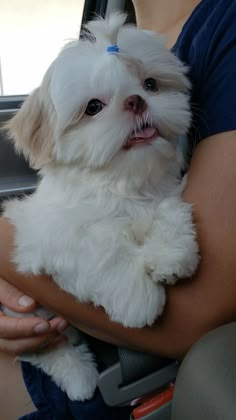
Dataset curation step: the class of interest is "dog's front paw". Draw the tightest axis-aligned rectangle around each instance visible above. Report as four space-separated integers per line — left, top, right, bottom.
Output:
143 198 200 285
145 263 178 285
105 271 166 328
144 246 199 285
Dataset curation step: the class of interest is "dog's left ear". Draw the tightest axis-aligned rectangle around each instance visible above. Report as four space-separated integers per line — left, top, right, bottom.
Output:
4 87 55 169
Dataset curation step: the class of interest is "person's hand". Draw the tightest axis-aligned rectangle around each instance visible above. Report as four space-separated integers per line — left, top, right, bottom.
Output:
0 276 68 355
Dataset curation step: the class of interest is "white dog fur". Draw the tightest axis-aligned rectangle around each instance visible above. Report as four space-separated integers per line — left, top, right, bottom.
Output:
3 13 199 401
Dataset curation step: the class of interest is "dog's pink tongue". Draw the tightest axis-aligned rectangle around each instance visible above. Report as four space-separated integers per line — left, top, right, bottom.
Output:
132 127 156 139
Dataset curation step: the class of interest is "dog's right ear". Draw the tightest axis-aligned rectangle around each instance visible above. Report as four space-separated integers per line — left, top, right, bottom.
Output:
4 87 55 169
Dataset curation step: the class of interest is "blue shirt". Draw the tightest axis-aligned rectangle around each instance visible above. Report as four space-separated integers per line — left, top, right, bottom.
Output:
173 0 236 147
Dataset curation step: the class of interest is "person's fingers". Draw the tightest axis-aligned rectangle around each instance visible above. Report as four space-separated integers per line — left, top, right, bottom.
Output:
0 310 68 339
0 333 67 355
0 313 51 338
49 317 68 333
0 276 36 312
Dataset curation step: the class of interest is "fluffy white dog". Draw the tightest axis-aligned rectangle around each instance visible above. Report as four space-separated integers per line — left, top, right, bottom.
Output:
3 14 199 401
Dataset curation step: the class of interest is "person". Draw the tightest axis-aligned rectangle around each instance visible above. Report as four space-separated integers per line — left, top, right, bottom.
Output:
0 0 236 418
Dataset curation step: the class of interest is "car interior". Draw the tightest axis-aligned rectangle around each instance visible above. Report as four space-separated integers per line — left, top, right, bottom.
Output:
0 0 236 419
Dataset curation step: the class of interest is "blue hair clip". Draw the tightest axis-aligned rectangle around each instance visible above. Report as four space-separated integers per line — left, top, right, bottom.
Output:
106 44 119 54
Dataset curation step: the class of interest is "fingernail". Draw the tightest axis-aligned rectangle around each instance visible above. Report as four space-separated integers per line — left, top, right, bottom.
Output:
18 295 35 307
34 322 50 334
57 320 68 332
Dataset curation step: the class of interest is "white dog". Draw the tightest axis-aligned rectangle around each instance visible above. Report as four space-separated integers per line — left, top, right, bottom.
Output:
3 14 199 401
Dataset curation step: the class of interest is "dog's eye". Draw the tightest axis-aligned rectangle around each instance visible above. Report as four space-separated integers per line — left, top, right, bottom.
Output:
85 99 104 116
144 78 159 92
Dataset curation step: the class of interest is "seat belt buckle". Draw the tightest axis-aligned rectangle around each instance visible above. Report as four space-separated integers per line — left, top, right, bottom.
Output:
130 383 174 419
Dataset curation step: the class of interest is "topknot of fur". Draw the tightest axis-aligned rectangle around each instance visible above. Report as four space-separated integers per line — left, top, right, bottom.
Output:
82 13 127 47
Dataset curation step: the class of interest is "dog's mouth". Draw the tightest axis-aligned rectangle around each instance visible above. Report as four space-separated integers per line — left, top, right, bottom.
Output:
123 124 159 150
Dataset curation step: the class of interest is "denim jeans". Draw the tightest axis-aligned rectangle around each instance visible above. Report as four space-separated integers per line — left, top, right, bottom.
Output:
20 362 132 420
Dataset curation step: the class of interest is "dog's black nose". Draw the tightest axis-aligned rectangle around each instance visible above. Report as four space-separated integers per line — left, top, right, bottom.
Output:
124 95 147 115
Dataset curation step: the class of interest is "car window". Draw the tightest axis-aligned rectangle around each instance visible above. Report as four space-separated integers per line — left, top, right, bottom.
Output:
0 0 85 96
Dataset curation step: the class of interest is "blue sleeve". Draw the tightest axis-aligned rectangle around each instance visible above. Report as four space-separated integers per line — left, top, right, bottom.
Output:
193 1 236 140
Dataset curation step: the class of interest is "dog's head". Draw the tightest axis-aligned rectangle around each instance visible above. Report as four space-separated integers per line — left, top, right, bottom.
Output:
6 13 191 178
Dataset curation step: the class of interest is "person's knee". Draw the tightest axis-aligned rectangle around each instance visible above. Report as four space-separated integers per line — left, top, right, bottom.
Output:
172 323 236 420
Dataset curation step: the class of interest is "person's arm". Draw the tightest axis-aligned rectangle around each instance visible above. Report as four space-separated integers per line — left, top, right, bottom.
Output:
0 131 236 358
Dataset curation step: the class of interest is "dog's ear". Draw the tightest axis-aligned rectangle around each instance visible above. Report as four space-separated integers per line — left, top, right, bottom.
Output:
5 88 55 169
